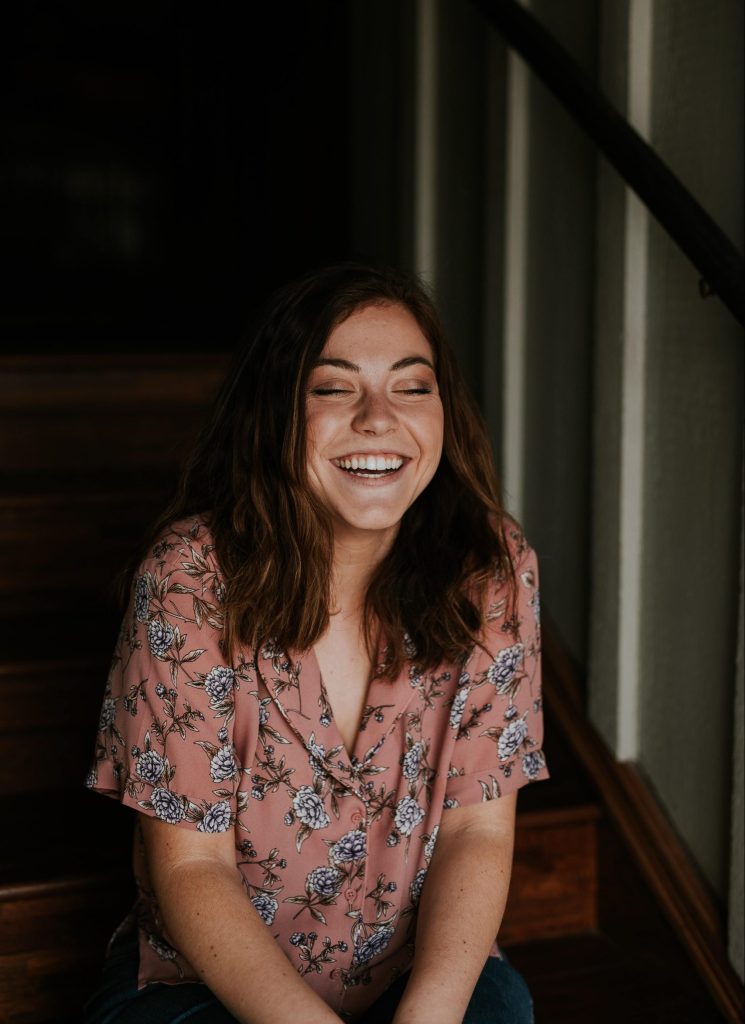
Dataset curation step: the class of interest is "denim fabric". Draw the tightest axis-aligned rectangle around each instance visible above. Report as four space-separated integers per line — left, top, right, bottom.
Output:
356 954 533 1024
83 930 533 1024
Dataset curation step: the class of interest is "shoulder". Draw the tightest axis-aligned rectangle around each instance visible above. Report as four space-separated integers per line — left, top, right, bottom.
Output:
500 514 534 568
131 515 226 624
137 516 222 584
478 516 539 651
505 519 538 596
486 514 538 601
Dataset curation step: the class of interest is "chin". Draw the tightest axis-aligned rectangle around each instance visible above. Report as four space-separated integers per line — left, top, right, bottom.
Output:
331 512 404 539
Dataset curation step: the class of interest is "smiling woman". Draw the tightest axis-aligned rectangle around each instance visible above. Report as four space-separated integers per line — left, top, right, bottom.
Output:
84 263 548 1024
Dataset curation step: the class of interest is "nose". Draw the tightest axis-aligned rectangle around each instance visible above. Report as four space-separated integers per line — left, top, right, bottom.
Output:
351 389 397 435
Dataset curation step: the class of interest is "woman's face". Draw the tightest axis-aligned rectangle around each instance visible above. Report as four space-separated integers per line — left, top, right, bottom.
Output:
305 302 444 549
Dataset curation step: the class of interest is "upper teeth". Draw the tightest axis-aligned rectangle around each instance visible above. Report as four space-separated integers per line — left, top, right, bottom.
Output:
333 455 404 471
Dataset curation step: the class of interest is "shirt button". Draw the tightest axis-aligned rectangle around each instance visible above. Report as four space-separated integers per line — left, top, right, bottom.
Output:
344 888 356 902
351 809 363 824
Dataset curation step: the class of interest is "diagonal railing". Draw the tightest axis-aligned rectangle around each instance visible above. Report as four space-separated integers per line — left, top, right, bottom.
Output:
471 0 745 326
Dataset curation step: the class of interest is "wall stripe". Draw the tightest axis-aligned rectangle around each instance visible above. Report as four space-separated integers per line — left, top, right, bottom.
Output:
501 39 531 520
617 0 653 760
414 0 438 288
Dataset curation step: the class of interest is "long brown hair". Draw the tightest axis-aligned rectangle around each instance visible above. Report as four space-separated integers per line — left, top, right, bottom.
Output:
147 262 516 677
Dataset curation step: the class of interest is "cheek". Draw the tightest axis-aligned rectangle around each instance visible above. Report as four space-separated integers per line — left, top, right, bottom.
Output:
304 411 325 458
305 407 338 451
425 408 445 458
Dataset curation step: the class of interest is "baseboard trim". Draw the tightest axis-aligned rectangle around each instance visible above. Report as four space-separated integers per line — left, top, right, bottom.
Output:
542 619 745 1024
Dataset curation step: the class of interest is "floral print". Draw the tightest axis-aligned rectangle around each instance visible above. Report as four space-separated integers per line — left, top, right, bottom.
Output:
87 518 547 1020
209 746 238 782
197 801 232 833
394 796 426 837
308 866 342 896
293 787 331 830
150 788 185 825
147 619 174 660
136 750 165 784
409 867 427 905
401 742 423 781
329 830 367 865
134 576 151 623
487 643 524 694
353 925 394 965
204 666 235 701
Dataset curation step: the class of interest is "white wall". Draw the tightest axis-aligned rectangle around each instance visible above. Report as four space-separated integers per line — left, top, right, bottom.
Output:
501 0 598 665
591 0 744 917
731 478 744 980
348 0 745 973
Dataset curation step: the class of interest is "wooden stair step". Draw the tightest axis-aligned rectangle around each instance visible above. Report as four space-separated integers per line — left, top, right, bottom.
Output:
502 803 600 945
0 489 166 591
0 353 224 477
0 790 133 881
0 870 135 1024
506 932 725 1024
0 659 113 798
0 869 135 955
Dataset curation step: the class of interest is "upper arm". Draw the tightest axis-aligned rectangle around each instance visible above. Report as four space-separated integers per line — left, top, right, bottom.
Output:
140 813 238 885
438 791 517 844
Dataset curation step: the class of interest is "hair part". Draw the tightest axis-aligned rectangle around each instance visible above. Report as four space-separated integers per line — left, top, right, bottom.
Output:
144 262 517 677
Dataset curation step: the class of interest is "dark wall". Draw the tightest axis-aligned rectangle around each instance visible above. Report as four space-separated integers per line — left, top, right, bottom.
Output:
0 5 368 967
2 2 354 352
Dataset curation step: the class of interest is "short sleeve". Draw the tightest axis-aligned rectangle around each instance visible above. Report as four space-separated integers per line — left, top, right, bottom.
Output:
86 521 251 833
444 539 548 806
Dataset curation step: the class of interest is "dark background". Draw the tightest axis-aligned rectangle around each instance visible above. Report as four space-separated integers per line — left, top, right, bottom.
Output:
1 8 408 1012
1 0 384 867
1 2 362 353
0 8 424 1017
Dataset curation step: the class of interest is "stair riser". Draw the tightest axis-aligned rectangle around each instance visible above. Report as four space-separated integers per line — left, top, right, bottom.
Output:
501 812 599 945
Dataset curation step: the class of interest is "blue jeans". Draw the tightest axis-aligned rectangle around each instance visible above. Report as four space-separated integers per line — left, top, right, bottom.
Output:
83 929 533 1024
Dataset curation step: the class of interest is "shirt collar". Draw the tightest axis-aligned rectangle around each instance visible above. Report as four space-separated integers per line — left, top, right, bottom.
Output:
253 639 418 791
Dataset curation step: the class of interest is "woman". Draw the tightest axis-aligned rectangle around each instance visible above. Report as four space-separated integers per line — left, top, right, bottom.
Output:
85 263 548 1024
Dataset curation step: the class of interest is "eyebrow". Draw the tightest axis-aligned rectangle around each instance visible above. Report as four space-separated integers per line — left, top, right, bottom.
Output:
312 356 435 372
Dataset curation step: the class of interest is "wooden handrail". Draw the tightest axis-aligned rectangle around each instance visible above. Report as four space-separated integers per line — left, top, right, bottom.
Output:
472 0 745 326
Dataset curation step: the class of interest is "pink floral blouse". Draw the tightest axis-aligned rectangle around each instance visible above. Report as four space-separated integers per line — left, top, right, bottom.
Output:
87 517 548 1021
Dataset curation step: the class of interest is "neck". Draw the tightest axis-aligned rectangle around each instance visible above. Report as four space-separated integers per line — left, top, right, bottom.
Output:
329 527 396 623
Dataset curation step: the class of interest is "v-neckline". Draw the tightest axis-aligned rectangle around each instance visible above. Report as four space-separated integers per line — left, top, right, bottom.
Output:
306 645 371 763
255 638 419 785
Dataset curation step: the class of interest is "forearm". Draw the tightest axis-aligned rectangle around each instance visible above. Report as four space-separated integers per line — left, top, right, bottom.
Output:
154 858 342 1024
393 825 515 1024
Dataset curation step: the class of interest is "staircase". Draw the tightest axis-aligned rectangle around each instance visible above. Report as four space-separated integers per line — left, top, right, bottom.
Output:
0 354 739 1024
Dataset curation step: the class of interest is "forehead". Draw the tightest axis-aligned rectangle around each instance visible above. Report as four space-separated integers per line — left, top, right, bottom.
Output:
321 303 433 361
